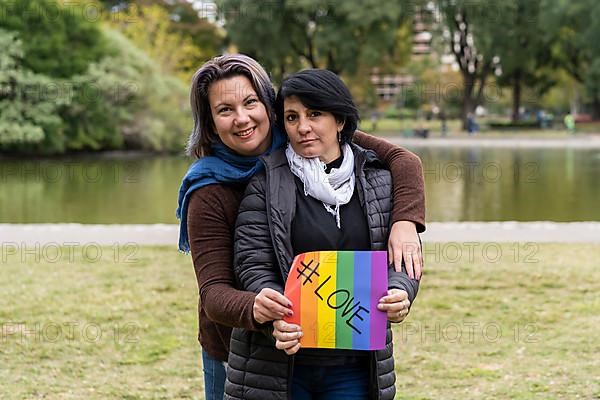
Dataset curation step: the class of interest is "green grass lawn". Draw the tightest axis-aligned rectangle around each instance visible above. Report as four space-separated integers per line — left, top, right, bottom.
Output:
358 118 600 138
1 243 599 399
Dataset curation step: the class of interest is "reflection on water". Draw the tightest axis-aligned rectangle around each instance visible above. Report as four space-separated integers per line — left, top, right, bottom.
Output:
0 156 187 224
1 148 598 223
415 147 599 222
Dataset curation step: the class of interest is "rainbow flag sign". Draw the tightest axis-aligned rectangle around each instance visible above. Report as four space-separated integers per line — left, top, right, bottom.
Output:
283 250 388 350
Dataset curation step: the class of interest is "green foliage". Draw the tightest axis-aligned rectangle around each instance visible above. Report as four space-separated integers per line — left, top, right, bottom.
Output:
435 0 566 125
152 0 224 70
102 0 223 82
59 27 190 152
0 25 190 154
217 0 408 79
0 0 110 78
541 0 600 116
486 120 540 129
435 0 501 128
585 58 600 100
492 1 556 119
383 106 417 119
108 4 209 82
0 29 64 150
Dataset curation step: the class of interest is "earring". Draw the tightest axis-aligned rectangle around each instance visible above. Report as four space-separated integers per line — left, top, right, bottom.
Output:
337 130 342 143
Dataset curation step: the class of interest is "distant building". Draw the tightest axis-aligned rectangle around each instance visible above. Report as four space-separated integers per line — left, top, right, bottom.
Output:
370 7 433 103
370 73 415 102
370 3 457 104
412 11 433 56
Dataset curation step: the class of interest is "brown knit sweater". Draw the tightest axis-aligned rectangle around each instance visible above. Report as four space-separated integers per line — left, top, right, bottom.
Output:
187 132 425 361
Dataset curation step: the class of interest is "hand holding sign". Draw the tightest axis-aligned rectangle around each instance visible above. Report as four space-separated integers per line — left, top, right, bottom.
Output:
253 288 293 324
378 288 411 323
283 250 388 351
273 320 303 355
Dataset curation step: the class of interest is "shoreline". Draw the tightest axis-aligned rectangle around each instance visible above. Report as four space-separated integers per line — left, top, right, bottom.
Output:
387 135 600 148
0 149 183 161
2 222 599 245
2 136 600 161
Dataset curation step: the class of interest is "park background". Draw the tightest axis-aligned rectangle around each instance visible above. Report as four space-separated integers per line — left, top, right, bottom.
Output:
0 0 599 399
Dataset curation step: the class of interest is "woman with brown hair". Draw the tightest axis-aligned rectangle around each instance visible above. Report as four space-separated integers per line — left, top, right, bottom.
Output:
176 55 425 400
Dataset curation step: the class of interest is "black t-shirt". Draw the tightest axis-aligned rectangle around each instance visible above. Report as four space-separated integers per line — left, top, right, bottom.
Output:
290 153 371 366
291 154 371 256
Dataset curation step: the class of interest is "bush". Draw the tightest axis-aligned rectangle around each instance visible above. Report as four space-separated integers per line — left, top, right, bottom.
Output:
383 106 417 119
0 26 190 154
486 120 540 130
60 27 190 152
0 0 110 78
0 29 64 152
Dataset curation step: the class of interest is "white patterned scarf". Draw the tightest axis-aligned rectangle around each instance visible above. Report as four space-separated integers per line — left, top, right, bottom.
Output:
285 143 355 229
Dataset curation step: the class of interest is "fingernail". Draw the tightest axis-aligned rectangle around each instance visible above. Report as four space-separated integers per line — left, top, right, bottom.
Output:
287 310 293 316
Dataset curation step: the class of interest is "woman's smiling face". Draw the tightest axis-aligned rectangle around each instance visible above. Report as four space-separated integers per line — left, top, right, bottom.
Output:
208 75 271 156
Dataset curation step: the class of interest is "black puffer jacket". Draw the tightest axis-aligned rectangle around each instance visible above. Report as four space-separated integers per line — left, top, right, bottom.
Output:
226 145 419 400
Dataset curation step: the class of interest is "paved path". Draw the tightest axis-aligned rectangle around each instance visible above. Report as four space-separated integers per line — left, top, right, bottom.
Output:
386 136 600 148
1 222 599 246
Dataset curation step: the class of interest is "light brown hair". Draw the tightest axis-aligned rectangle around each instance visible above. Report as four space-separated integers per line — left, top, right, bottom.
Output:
187 54 275 158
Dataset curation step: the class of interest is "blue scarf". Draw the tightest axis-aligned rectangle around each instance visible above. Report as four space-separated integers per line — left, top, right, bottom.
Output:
176 127 287 252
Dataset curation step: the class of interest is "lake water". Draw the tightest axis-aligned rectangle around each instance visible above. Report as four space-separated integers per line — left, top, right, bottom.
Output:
1 147 598 223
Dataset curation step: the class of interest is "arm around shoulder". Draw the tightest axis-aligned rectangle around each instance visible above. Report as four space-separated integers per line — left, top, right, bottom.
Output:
353 130 426 232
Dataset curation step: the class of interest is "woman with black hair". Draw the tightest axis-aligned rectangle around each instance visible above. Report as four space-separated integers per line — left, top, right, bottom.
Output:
227 69 420 400
178 55 425 400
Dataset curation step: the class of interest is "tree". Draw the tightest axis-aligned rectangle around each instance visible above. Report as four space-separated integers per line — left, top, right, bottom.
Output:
493 0 555 122
217 0 408 79
0 25 191 154
62 27 191 152
542 0 600 118
0 0 109 78
158 0 224 67
108 4 205 82
437 0 558 126
0 29 65 151
101 0 224 77
437 0 501 129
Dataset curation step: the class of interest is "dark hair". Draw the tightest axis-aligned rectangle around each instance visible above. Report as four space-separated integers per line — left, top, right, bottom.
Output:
187 54 275 158
275 69 359 143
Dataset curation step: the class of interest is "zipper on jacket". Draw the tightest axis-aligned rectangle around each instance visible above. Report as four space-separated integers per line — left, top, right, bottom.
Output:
355 148 385 399
354 151 376 248
263 161 290 281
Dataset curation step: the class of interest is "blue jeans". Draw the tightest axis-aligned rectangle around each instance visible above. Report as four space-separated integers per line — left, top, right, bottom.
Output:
202 350 226 400
292 364 369 400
